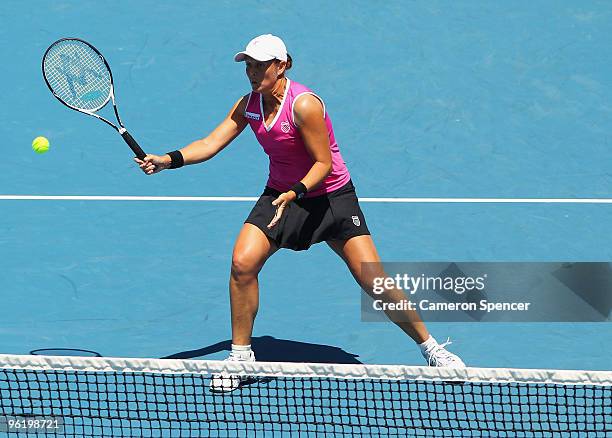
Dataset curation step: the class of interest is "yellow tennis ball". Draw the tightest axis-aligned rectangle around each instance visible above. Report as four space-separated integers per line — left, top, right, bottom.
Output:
32 136 50 154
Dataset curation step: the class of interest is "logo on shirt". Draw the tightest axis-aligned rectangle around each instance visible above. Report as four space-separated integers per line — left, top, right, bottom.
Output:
280 121 291 133
352 216 361 227
245 111 261 121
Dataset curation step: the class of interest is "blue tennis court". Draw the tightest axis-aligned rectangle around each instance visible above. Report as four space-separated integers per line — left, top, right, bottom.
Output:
1 1 611 435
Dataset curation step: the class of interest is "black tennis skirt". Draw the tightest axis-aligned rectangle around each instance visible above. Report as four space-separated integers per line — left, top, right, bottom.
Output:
245 180 371 251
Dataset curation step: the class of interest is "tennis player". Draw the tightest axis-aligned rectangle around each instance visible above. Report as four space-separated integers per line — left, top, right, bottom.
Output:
136 34 465 391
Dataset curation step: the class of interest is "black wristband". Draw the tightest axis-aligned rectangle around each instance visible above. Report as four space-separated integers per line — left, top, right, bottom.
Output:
290 182 308 199
166 150 184 169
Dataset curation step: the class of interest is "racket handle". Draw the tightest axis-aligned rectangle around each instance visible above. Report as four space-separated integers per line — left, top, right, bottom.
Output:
120 129 147 160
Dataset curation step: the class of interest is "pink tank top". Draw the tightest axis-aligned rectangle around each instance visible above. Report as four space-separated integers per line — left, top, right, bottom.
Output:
244 79 351 197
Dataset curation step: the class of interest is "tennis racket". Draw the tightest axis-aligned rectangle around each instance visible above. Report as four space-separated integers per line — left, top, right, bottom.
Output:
42 38 146 160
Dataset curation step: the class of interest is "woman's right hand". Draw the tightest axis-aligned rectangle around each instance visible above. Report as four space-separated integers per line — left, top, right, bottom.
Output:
134 154 171 175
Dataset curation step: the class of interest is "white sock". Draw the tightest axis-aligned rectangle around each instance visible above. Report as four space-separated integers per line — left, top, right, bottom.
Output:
231 344 253 360
418 336 438 353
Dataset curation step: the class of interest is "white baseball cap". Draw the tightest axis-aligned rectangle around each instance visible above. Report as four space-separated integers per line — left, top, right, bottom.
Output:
234 34 287 62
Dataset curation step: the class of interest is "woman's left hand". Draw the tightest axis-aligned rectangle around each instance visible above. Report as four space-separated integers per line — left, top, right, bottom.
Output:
267 191 296 229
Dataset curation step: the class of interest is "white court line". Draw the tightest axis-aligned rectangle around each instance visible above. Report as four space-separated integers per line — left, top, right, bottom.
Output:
0 195 611 203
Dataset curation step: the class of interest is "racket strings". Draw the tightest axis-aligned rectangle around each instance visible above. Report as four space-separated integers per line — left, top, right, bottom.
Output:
43 40 111 111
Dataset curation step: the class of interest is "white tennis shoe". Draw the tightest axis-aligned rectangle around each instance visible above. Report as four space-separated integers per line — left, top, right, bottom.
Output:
421 338 465 368
210 350 255 392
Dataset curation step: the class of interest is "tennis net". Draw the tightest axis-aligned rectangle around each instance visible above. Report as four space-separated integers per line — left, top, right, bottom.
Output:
0 353 610 437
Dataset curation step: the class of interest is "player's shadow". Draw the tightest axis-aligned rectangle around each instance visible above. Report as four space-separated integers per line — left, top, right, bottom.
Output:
162 335 363 364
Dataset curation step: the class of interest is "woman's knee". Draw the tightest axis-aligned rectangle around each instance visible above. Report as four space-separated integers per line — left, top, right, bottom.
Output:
230 224 276 280
231 251 262 279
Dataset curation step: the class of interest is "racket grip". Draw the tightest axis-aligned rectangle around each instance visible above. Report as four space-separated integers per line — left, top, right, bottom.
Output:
120 130 147 160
